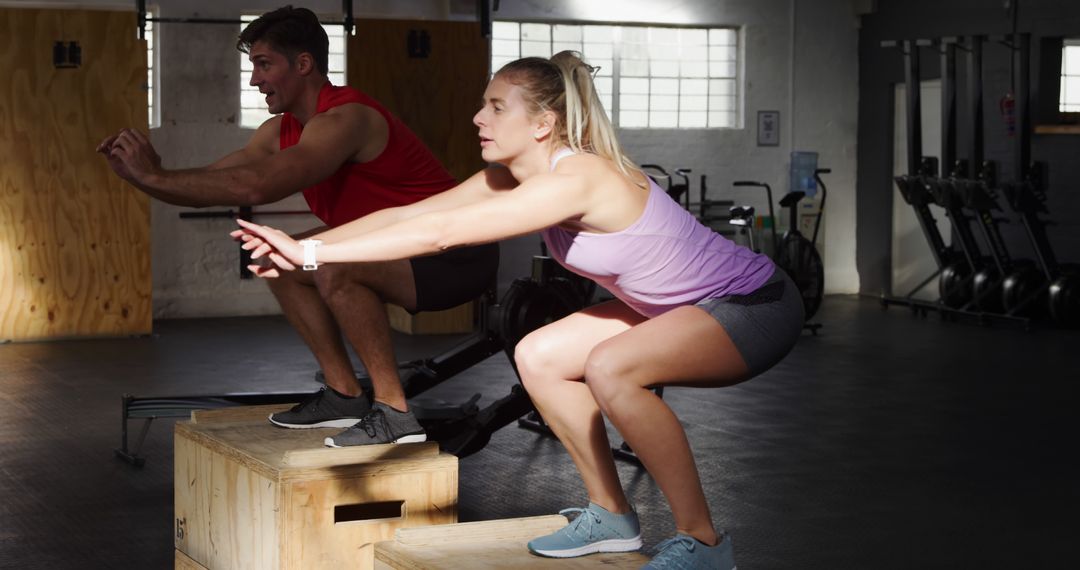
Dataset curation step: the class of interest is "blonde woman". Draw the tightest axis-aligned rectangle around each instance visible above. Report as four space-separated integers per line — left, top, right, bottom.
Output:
233 51 803 569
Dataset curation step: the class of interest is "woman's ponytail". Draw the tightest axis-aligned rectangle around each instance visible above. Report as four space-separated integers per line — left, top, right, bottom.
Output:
497 51 643 183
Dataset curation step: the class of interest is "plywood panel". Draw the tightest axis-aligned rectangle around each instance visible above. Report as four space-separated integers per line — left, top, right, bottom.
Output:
175 431 279 570
375 516 650 569
0 7 151 341
174 418 439 475
190 403 294 424
392 515 567 546
386 301 473 335
283 464 458 569
348 20 488 183
174 549 209 570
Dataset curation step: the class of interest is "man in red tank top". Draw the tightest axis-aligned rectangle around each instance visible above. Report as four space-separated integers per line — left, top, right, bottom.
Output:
96 7 498 443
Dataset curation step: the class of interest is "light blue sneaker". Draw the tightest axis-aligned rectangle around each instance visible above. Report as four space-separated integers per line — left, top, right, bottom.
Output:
527 502 643 558
642 533 736 570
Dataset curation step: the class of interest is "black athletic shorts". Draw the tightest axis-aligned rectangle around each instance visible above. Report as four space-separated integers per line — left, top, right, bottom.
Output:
410 243 499 312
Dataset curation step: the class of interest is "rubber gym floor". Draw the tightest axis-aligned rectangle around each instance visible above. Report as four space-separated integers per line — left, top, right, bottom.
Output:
0 295 1076 569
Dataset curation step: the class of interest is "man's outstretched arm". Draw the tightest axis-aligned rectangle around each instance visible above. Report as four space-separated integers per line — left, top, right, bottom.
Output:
97 106 370 208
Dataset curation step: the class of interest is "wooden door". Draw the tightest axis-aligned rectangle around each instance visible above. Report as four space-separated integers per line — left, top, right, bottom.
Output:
347 20 489 183
0 8 151 341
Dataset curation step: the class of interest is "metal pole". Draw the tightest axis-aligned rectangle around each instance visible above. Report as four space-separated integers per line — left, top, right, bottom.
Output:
940 39 957 177
479 0 492 38
903 40 922 176
343 0 354 36
136 0 146 40
967 36 985 172
239 206 253 279
1014 32 1031 181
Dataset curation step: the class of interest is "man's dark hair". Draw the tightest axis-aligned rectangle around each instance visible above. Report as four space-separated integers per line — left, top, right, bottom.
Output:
237 6 329 76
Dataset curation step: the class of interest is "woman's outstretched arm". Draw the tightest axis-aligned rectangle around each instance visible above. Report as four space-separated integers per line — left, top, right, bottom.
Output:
312 165 520 243
233 171 589 277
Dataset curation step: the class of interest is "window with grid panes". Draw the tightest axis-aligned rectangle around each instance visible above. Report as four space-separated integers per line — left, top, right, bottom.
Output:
1061 39 1080 113
491 22 739 129
239 15 347 128
145 17 158 128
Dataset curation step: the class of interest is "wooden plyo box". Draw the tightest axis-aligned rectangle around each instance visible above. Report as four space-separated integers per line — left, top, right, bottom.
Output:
174 405 458 570
174 549 207 570
374 515 650 569
386 301 474 335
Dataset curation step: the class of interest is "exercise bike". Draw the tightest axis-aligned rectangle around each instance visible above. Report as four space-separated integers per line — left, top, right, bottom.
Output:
730 168 829 332
641 164 693 210
727 204 759 251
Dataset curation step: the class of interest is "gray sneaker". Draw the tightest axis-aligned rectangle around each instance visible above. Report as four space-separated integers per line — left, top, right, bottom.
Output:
268 387 371 429
324 402 427 447
642 533 736 570
527 503 642 558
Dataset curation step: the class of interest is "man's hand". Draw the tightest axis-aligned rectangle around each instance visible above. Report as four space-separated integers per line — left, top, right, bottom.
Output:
96 128 163 185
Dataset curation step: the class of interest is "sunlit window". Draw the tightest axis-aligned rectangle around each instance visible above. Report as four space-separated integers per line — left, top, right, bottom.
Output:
492 22 740 129
1061 39 1080 113
145 16 158 128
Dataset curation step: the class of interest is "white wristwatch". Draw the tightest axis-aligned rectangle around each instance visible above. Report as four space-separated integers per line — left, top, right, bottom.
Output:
299 239 322 271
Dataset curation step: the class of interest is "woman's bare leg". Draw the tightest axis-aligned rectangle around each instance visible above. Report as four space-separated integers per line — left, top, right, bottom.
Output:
515 300 645 513
583 305 752 546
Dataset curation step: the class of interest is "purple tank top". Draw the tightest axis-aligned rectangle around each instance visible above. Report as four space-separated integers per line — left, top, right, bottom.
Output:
541 150 775 318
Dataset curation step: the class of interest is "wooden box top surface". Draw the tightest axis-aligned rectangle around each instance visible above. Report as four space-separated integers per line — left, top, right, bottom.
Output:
175 404 448 479
375 515 650 569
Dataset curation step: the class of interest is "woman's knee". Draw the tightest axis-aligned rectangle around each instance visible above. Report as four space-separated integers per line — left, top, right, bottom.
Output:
513 331 551 378
583 343 634 407
513 330 565 389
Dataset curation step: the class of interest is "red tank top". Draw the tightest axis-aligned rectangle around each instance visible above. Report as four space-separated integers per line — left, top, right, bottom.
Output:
279 83 456 228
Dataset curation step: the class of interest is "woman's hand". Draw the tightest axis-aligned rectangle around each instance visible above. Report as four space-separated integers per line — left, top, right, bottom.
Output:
231 219 304 278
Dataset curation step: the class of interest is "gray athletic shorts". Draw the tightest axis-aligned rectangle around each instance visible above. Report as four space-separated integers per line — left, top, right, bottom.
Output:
694 267 804 377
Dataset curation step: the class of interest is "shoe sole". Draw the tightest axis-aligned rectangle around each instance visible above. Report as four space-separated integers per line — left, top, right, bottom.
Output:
323 432 428 448
529 536 643 558
268 414 361 429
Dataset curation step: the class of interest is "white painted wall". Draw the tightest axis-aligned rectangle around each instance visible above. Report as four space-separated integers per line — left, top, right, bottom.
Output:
4 0 863 317
791 0 861 294
891 80 951 301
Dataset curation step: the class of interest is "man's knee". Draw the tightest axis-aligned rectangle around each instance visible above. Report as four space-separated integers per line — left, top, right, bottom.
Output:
313 261 413 307
313 263 371 302
265 264 314 296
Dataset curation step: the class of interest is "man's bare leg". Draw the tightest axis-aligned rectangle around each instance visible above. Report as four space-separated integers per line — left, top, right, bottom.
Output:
263 222 416 409
312 260 416 411
265 270 363 396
